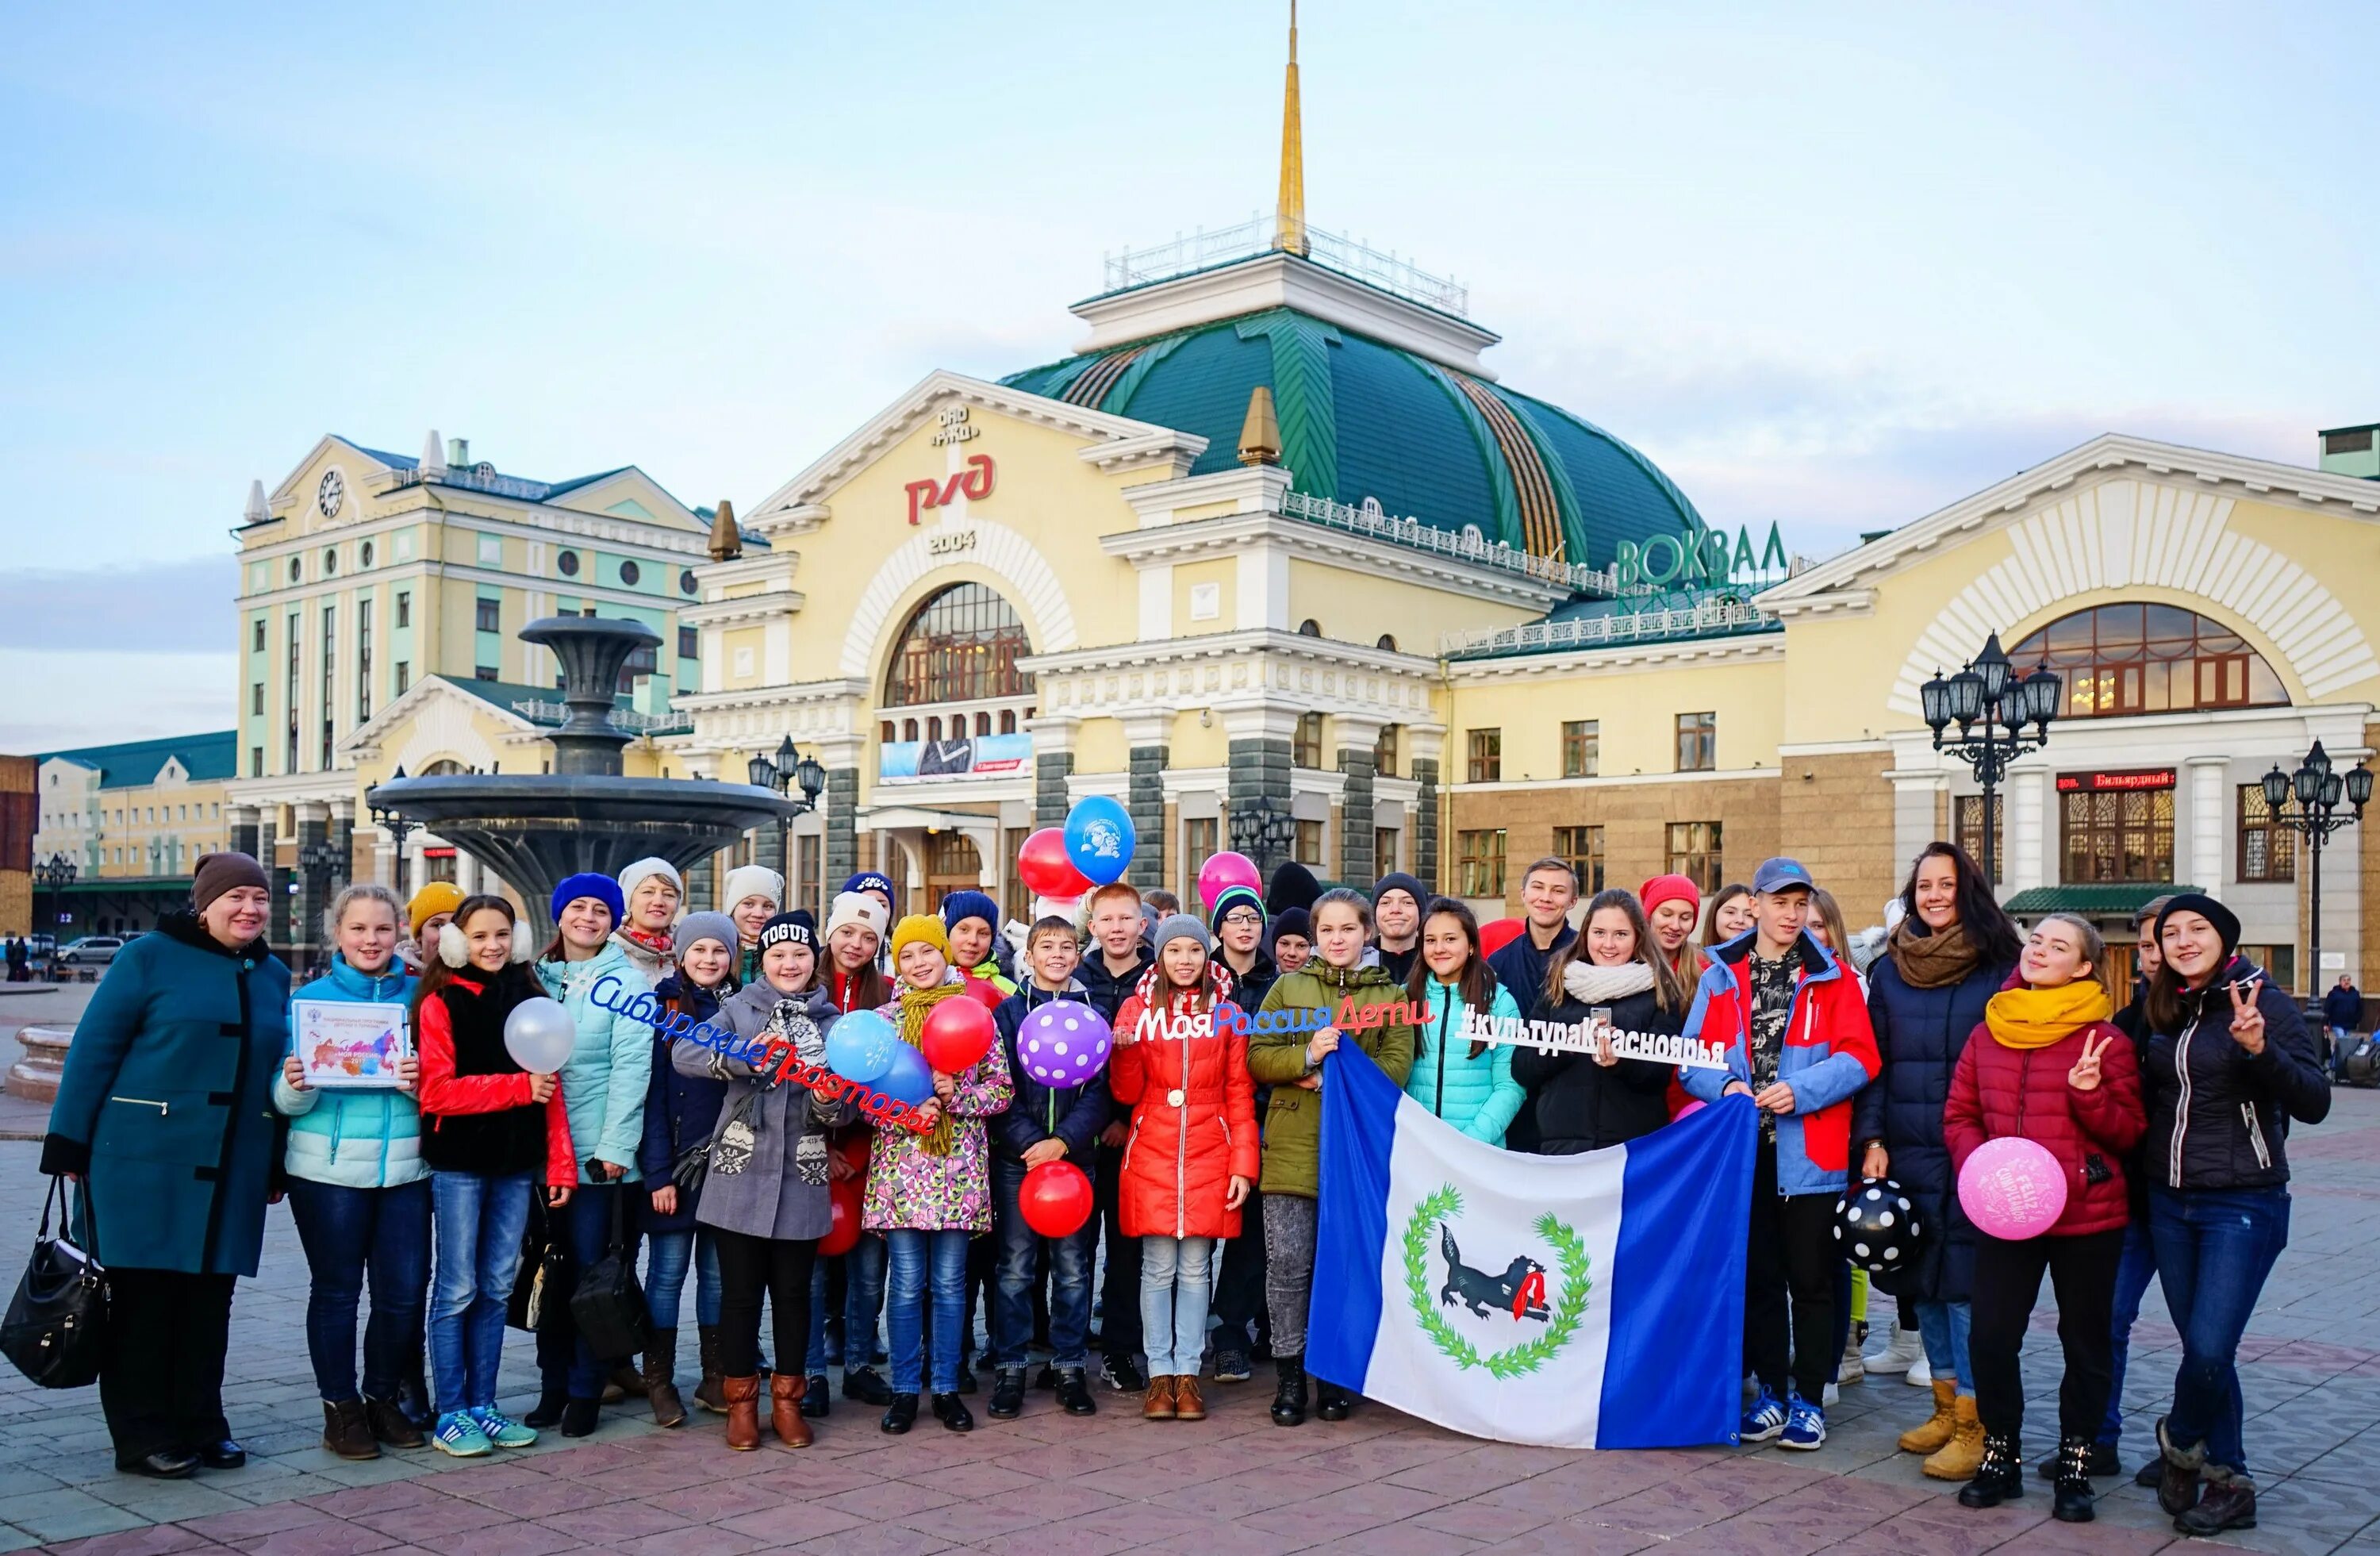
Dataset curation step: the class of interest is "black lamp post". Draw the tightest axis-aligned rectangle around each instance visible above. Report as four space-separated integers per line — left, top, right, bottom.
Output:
35 852 76 970
368 766 419 896
1229 796 1299 877
1920 632 2063 884
299 838 345 973
747 737 828 883
2259 740 2373 1003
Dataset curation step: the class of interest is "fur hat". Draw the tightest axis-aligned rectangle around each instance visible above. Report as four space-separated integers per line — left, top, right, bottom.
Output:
721 865 784 912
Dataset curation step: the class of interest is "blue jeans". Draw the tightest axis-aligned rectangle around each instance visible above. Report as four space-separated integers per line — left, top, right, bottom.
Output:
542 1184 621 1401
2151 1185 2290 1477
992 1156 1096 1370
809 1233 888 1373
885 1229 969 1395
1140 1235 1215 1377
2096 1216 2159 1450
1913 1297 1974 1396
428 1170 533 1415
642 1228 721 1330
286 1177 432 1403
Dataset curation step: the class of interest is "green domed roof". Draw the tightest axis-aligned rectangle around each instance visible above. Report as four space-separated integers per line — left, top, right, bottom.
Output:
1001 306 1702 570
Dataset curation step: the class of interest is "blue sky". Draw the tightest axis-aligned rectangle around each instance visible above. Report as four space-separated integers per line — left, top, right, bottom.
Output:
3 2 2371 748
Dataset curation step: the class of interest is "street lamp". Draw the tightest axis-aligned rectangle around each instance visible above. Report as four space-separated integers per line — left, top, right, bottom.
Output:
367 766 419 896
1920 632 2062 884
747 737 828 883
1228 796 1299 877
299 838 345 973
2259 739 2373 1005
34 852 75 972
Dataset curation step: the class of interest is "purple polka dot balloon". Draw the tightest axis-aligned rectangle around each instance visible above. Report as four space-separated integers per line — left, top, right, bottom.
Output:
1019 1000 1112 1088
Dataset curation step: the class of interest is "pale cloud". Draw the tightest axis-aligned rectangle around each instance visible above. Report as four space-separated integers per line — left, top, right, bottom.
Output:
0 648 235 752
0 557 234 655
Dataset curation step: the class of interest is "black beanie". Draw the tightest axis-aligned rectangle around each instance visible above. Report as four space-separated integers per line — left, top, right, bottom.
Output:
1372 872 1426 912
2154 892 2241 962
1266 860 1322 916
1270 906 1312 944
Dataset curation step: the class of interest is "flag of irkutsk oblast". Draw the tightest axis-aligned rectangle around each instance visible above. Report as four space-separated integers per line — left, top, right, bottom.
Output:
1307 1047 1756 1449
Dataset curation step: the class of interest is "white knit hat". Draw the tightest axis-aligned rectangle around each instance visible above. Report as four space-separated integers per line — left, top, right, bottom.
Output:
825 890 889 944
618 857 684 901
721 864 784 912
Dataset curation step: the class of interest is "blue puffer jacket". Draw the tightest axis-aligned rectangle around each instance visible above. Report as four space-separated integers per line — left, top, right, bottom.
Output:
538 940 654 1184
636 971 733 1231
274 955 423 1189
1405 978 1526 1146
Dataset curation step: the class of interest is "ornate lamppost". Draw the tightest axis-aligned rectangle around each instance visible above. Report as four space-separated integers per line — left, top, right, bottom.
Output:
35 852 76 970
369 767 420 895
1229 796 1299 878
747 736 828 884
1920 632 2063 883
2260 740 2373 1004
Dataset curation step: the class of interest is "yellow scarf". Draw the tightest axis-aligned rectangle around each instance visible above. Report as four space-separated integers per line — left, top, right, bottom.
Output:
1984 981 2113 1050
896 979 968 1155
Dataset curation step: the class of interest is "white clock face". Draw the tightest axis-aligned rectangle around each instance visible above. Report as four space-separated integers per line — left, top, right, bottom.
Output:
317 469 346 519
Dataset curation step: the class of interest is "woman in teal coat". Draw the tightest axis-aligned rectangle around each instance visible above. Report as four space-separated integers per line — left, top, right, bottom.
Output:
1403 899 1526 1145
41 854 288 1479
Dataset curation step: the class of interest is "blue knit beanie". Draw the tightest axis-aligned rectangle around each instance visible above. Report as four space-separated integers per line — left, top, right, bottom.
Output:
842 871 894 901
551 871 624 926
940 889 1000 936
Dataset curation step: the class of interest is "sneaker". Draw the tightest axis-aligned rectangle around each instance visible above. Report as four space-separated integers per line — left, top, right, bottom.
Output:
1865 1320 1922 1375
431 1412 493 1458
1740 1388 1787 1443
1100 1354 1146 1393
1214 1347 1253 1384
468 1407 536 1448
1780 1393 1826 1451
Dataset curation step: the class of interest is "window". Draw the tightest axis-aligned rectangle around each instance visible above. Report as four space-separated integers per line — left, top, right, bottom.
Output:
1467 728 1501 783
902 718 918 742
679 626 698 660
323 547 337 575
558 550 580 577
798 835 823 919
1376 633 1398 651
359 540 374 568
475 597 501 633
1182 817 1219 904
1297 618 1322 637
289 556 301 582
2012 603 2288 720
2240 943 2297 995
1293 713 1323 770
927 717 942 742
251 682 264 717
475 665 499 682
1375 724 1398 778
882 583 1035 705
357 608 372 722
1956 795 2005 885
252 619 266 653
393 661 409 694
1562 720 1600 779
1375 827 1399 872
1676 712 1716 773
999 709 1016 735
2238 784 2296 883
320 603 336 765
395 592 410 628
881 720 896 745
1555 824 1606 894
1667 821 1723 895
1457 829 1507 897
680 570 697 595
2062 783 2176 884
618 644 658 689
619 559 642 586
1295 819 1325 866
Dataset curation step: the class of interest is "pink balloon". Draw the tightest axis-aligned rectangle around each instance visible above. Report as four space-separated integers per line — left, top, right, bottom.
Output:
1957 1136 2068 1239
1196 851 1263 912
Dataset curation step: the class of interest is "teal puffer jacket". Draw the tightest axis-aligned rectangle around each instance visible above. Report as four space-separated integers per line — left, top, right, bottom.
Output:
537 939 654 1184
1405 978 1527 1146
274 955 423 1189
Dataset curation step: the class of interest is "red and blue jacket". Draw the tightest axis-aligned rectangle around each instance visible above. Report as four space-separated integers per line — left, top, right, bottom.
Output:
1679 929 1880 1196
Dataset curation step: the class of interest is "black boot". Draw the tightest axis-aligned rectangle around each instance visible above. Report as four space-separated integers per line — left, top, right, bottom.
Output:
881 1393 919 1435
2036 1440 2117 1479
1958 1432 2025 1508
988 1367 1027 1419
843 1365 893 1405
559 1397 601 1439
801 1373 831 1419
1314 1377 1353 1422
1270 1355 1308 1427
931 1391 974 1432
2174 1473 2256 1536
2052 1435 2095 1523
1055 1366 1098 1416
524 1385 567 1429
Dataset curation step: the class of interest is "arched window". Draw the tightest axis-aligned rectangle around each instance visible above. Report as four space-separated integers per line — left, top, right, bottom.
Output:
1297 619 1322 638
927 716 942 742
418 759 466 776
998 709 1016 735
974 712 991 737
902 718 919 742
882 583 1035 707
2010 604 2287 720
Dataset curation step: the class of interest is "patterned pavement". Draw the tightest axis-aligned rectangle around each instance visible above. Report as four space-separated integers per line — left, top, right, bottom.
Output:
5 1090 2380 1554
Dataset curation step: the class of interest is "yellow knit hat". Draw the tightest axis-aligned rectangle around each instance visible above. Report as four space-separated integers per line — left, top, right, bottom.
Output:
889 912 950 962
408 881 465 936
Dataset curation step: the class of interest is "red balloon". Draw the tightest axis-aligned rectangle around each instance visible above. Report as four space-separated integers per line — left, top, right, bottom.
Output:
919 997 996 1074
1019 827 1093 899
820 1180 862 1256
963 975 1005 1011
1480 916 1526 959
1019 1161 1094 1239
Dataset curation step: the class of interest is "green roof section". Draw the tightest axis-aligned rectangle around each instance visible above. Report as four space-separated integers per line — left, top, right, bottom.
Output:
40 732 238 788
2001 885 2200 918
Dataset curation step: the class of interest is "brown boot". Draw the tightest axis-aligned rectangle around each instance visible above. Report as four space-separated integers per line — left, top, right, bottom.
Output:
722 1374 763 1451
321 1399 379 1461
770 1371 812 1448
609 1360 648 1399
1142 1375 1177 1421
694 1324 727 1414
1900 1377 1958 1454
643 1327 685 1428
1924 1393 1985 1481
1173 1374 1206 1422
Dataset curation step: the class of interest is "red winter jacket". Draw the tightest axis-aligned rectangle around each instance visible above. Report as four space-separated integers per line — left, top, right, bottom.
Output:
1944 982 2145 1238
1109 969 1261 1240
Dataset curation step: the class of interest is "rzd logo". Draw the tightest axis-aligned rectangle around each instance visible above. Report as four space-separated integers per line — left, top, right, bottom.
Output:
906 455 995 525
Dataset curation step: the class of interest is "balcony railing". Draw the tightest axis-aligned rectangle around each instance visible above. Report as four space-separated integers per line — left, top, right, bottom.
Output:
385 464 557 502
509 698 692 735
1280 488 1617 595
1440 599 1772 660
1102 217 1470 318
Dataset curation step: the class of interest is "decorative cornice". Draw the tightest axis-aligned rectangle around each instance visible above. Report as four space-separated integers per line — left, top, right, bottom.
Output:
1024 629 1438 727
1441 633 1786 684
1099 510 1568 612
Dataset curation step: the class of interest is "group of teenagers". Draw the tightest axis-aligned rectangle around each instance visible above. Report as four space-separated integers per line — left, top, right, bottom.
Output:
36 836 2324 1539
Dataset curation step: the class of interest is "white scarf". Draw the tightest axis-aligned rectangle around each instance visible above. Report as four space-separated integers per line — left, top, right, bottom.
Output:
1561 959 1655 1005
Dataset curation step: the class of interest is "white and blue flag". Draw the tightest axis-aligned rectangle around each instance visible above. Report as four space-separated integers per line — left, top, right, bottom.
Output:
1307 1047 1756 1449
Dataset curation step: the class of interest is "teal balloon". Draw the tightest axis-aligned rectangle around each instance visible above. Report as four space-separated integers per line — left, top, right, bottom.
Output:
876 1042 935 1108
825 1011 900 1085
1063 795 1136 886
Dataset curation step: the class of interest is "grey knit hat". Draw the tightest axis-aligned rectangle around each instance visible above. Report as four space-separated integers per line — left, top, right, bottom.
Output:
1153 912 1211 955
674 911 739 955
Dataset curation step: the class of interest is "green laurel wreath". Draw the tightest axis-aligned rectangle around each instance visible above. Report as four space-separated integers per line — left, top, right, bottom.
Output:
1401 1182 1591 1379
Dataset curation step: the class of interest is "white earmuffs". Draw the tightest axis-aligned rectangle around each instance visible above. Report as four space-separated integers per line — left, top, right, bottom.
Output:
437 921 470 969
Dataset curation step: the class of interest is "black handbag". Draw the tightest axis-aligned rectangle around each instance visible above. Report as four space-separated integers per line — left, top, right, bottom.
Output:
506 1196 563 1334
568 1189 650 1362
2 1177 106 1389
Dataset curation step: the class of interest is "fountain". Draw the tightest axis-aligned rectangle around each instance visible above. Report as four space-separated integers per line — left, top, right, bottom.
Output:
366 617 800 936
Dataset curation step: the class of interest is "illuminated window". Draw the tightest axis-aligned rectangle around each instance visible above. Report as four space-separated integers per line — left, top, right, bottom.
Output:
2012 604 2286 720
2062 782 2176 884
2237 784 2295 884
1375 724 1398 778
1956 795 2004 885
1457 829 1507 897
882 584 1034 707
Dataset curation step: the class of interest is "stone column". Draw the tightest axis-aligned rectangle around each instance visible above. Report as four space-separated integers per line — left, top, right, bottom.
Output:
686 855 716 914
1335 717 1384 887
1031 716 1077 830
328 800 355 897
1224 707 1298 879
2185 756 2228 893
1124 716 1168 893
824 769 859 886
293 802 329 966
257 813 285 947
2006 765 2049 895
228 805 260 863
1411 757 1441 896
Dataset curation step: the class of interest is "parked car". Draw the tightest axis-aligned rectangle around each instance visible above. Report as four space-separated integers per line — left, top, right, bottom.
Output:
56 936 125 966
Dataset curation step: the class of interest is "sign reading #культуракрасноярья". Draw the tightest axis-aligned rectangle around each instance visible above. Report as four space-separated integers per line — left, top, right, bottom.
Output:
1460 1011 1731 1071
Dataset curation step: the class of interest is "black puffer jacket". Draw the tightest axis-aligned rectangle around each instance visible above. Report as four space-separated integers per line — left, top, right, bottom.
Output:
1514 982 1681 1155
2142 957 2329 1193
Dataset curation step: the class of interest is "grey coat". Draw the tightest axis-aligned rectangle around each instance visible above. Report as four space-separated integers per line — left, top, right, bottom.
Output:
677 981 854 1241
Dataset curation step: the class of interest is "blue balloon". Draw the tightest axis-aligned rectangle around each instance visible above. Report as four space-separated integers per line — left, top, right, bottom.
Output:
825 1010 900 1085
1062 795 1137 886
875 1042 935 1108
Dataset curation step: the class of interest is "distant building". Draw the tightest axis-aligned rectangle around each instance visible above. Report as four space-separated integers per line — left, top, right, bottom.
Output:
32 732 236 935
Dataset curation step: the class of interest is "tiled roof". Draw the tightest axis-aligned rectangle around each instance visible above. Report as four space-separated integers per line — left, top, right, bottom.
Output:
40 731 238 788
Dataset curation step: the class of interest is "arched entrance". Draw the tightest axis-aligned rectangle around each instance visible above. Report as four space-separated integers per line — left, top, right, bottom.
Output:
923 832 982 913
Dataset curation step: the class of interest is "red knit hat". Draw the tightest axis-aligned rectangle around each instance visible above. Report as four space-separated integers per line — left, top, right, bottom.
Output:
1640 874 1702 920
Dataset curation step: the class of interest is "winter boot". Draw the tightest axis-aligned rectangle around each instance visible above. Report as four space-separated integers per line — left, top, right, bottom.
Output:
722 1374 762 1451
1957 1432 2024 1508
693 1324 727 1414
1270 1355 1308 1427
1924 1393 1985 1481
2052 1434 2096 1523
321 1399 379 1461
1837 1330 1866 1386
643 1327 685 1427
801 1373 831 1419
524 1385 567 1430
770 1371 812 1448
2155 1415 2205 1516
1314 1377 1353 1422
2173 1468 2255 1536
1899 1377 1957 1454
1865 1319 1922 1375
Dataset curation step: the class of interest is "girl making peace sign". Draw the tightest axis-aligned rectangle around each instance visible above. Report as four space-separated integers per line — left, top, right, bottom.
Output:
1943 912 2144 1524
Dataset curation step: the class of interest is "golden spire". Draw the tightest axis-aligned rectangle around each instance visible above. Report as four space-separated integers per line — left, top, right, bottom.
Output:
1273 0 1307 255
1238 386 1283 466
706 498 741 563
